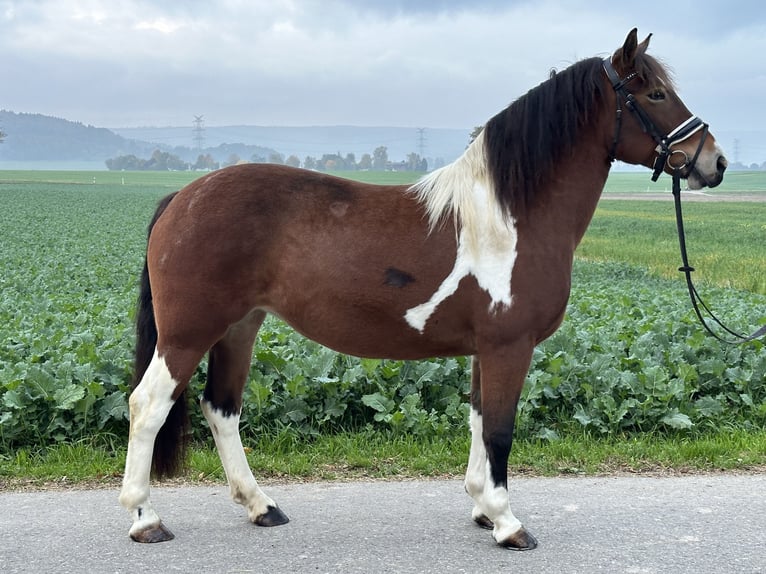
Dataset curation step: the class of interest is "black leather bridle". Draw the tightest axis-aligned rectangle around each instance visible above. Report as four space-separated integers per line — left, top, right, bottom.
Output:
603 57 709 180
603 57 766 344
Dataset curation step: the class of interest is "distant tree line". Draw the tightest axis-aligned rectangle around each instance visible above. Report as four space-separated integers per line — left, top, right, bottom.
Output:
260 146 428 172
106 149 189 171
727 161 766 171
106 145 431 172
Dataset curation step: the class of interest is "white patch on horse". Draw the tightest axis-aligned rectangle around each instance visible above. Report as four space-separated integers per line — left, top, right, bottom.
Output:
406 130 517 332
200 400 278 522
119 350 179 535
464 408 489 522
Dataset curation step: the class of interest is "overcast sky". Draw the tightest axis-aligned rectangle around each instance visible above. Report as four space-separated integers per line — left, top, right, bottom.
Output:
2 1 765 160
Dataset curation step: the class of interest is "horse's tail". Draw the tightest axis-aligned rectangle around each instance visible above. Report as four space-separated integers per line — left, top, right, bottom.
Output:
132 191 188 478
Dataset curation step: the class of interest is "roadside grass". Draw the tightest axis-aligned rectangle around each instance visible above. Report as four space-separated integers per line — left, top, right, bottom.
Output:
3 429 765 490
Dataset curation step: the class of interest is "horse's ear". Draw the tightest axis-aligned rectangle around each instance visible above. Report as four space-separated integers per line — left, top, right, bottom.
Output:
614 28 639 70
637 33 652 55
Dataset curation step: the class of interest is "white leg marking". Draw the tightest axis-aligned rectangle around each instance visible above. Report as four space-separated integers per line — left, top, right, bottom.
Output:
201 399 277 522
405 180 517 332
119 350 178 535
483 473 523 543
463 408 523 542
464 408 488 522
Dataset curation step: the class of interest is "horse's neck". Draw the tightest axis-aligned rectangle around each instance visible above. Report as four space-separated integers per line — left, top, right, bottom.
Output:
530 136 612 248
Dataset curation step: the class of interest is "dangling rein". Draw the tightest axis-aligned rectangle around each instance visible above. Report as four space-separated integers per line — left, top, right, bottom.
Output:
670 168 766 344
604 57 766 344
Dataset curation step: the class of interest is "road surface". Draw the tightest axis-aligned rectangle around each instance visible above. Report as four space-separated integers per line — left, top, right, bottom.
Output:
1 474 764 573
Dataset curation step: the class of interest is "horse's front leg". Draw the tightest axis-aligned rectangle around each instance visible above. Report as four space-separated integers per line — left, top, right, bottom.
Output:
465 344 538 550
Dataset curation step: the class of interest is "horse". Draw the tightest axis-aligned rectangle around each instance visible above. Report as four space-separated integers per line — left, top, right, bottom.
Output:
119 29 727 549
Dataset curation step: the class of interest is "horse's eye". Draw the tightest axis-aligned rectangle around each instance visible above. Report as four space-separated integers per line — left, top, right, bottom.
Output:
647 89 666 101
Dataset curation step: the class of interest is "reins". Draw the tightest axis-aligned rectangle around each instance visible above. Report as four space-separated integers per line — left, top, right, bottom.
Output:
671 169 766 344
604 57 766 345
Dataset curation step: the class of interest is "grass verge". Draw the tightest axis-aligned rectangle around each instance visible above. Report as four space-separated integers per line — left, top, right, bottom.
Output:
2 430 764 491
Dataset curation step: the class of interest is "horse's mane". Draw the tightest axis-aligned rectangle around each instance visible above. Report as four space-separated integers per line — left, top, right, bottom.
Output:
483 56 607 216
411 52 673 250
411 52 670 246
410 56 607 242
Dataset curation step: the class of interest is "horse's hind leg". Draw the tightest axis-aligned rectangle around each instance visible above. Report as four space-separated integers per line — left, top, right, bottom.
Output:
201 310 289 527
119 350 189 542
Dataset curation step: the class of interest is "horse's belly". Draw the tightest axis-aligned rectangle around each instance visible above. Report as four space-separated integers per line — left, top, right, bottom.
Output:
264 300 474 360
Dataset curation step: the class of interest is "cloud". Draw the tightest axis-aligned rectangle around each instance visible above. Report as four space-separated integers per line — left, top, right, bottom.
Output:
0 0 764 163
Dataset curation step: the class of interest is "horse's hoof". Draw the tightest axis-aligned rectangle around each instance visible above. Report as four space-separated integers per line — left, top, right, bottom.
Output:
473 514 494 530
129 521 175 543
255 505 290 527
497 527 538 551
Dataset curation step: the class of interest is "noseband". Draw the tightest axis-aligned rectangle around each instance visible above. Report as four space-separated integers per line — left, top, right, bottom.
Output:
603 57 708 181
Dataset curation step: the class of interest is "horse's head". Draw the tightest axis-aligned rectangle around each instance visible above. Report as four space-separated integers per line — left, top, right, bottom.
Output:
605 28 727 189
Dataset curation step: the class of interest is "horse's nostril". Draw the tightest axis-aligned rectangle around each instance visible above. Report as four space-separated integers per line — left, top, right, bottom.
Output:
717 155 728 173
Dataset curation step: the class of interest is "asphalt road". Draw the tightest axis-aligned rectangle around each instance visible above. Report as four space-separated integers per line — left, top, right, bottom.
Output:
1 474 764 573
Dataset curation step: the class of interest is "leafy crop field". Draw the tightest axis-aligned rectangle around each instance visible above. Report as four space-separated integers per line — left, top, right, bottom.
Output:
0 170 764 455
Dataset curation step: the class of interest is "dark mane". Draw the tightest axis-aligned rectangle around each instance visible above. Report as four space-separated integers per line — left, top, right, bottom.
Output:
483 56 606 216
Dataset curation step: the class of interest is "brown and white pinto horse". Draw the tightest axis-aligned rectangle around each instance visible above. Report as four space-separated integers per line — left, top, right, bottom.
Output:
119 29 726 549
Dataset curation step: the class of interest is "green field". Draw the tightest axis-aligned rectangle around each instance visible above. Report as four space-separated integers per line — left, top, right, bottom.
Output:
0 168 421 188
580 201 766 294
603 169 766 195
0 169 202 188
3 167 766 192
0 169 764 482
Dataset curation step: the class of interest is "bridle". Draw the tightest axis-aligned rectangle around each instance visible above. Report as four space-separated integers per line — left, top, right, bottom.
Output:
603 57 766 344
603 56 709 181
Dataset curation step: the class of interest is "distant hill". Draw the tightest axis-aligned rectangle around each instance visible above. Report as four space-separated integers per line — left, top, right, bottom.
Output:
0 111 277 169
0 110 150 164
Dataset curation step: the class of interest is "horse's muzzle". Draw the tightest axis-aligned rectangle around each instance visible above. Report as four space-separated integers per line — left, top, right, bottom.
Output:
687 147 727 190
